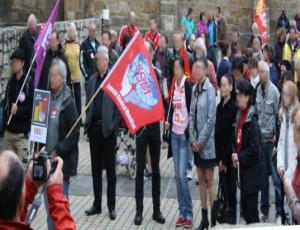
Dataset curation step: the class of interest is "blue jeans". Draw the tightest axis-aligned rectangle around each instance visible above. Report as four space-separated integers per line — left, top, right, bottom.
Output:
188 144 193 170
44 177 70 230
260 142 282 217
171 132 193 219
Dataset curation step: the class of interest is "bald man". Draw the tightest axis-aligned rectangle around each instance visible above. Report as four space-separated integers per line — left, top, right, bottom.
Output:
0 150 76 229
80 23 100 93
19 14 39 75
118 11 139 47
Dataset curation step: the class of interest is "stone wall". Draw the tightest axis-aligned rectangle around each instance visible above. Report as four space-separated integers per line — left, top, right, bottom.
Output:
0 0 64 25
0 18 101 99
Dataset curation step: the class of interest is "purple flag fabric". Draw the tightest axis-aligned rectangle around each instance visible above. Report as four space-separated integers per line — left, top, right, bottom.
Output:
34 0 60 88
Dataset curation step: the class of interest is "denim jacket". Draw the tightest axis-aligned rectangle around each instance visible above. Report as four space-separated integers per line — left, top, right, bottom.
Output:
255 80 280 143
189 78 216 159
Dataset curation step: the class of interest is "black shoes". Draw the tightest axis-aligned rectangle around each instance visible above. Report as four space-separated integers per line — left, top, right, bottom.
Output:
195 209 209 230
109 209 116 220
134 213 143 225
153 212 166 224
85 206 101 216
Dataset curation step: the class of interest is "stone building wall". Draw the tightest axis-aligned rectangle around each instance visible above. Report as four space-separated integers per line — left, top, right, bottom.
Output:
0 19 101 99
0 0 300 99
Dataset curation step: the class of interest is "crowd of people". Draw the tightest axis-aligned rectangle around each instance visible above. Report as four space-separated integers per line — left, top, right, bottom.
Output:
1 5 300 230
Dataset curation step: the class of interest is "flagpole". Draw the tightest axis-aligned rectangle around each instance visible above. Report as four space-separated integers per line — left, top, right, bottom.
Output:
65 31 141 139
7 45 40 126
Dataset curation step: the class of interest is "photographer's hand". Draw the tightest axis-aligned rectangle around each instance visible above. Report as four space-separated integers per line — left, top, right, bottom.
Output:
47 157 63 187
27 160 50 189
51 150 57 158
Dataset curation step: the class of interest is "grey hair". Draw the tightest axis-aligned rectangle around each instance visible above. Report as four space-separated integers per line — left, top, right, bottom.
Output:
68 22 78 36
97 45 109 61
194 38 207 56
27 14 37 25
259 60 270 75
173 31 184 41
51 58 67 81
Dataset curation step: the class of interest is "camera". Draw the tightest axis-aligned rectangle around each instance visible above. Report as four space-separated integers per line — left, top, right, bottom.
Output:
33 151 58 181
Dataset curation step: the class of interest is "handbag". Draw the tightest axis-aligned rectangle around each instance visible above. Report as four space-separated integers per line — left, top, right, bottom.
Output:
211 173 236 224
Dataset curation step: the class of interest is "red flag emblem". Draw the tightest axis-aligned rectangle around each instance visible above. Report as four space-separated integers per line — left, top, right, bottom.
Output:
102 32 164 134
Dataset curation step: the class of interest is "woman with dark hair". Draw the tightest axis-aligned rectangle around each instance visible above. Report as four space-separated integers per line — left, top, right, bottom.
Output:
166 57 193 228
278 70 293 93
190 57 217 230
197 12 208 37
215 74 237 210
277 10 290 31
217 41 232 87
263 45 279 87
121 33 132 52
181 7 196 40
232 79 262 224
200 31 218 72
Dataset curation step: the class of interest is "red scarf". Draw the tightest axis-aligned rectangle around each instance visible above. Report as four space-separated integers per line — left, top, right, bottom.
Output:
293 160 300 197
236 107 249 154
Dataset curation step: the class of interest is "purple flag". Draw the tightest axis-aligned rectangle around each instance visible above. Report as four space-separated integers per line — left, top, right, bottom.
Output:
34 0 60 88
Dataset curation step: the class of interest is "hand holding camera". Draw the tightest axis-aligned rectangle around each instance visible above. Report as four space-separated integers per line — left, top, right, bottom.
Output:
27 151 63 189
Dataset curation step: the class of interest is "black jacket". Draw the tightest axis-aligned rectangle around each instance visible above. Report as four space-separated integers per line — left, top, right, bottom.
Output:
167 79 192 158
232 106 263 195
18 29 38 75
250 81 261 106
53 85 79 177
38 44 71 90
215 97 237 167
112 42 123 56
80 37 100 80
3 74 34 134
207 45 218 72
84 71 122 138
166 49 194 89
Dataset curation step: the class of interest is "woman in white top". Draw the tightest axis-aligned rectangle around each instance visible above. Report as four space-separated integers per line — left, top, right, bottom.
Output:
277 81 299 181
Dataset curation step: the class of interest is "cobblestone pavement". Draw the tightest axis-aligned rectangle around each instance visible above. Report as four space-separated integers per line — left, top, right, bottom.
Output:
30 129 277 230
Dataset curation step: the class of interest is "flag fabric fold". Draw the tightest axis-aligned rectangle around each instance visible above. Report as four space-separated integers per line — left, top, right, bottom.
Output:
254 0 267 47
33 0 60 88
102 32 164 135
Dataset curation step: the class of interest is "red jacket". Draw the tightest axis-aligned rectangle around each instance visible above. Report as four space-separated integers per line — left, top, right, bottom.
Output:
118 24 139 47
144 30 161 48
0 177 76 230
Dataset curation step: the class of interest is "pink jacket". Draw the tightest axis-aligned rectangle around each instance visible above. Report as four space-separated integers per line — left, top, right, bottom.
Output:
197 21 208 37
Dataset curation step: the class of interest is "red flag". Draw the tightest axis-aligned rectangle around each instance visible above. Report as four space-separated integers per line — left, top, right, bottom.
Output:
254 0 267 46
168 44 192 100
102 32 164 135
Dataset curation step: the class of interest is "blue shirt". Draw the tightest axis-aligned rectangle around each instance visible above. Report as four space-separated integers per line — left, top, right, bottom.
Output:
208 22 214 46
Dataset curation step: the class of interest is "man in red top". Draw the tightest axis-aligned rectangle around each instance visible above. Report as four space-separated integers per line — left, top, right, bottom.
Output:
118 11 139 47
144 18 161 49
0 150 76 230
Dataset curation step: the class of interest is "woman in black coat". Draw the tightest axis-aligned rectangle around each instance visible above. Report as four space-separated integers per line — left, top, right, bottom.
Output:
232 79 262 224
215 74 237 210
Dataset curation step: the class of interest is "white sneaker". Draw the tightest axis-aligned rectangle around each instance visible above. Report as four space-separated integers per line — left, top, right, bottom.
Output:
259 213 268 223
187 170 192 181
276 215 282 225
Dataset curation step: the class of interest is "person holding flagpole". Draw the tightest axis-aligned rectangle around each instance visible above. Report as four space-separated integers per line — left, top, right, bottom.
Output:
3 49 34 164
84 45 121 220
134 41 166 226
